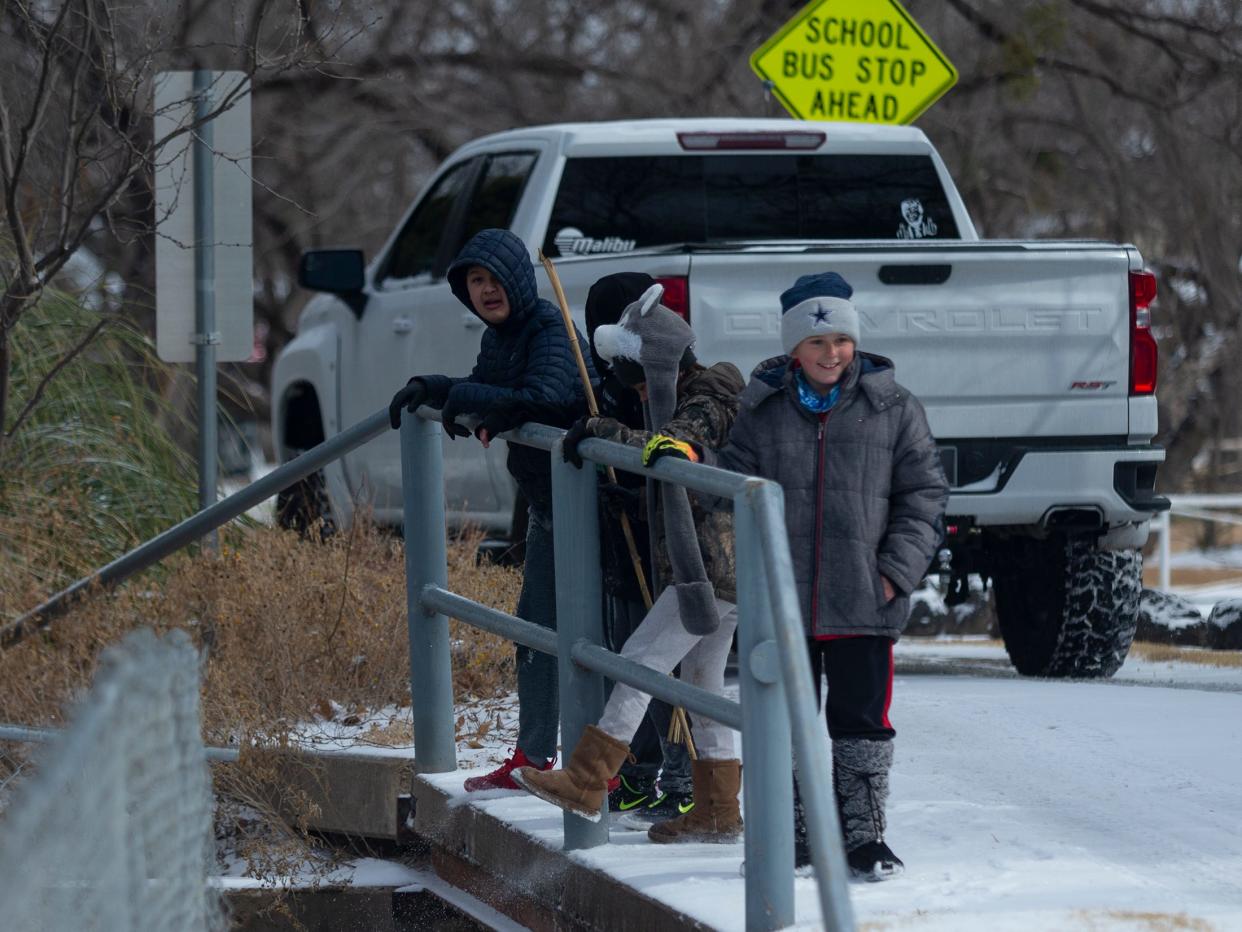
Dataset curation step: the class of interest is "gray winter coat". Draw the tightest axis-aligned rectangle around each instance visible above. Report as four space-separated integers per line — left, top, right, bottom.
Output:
707 352 948 639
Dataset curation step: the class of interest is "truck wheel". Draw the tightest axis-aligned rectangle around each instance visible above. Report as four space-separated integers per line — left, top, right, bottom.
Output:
992 536 1141 678
275 450 335 539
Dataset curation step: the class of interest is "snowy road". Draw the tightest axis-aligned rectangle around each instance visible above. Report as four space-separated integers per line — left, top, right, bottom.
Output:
598 642 1242 930
857 651 1242 931
408 640 1242 930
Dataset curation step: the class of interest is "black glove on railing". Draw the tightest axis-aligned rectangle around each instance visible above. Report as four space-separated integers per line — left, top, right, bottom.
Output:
475 403 528 441
562 415 593 468
388 379 428 430
438 395 472 440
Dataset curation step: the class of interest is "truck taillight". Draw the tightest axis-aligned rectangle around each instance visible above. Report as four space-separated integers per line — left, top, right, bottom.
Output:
1129 270 1158 395
655 276 690 322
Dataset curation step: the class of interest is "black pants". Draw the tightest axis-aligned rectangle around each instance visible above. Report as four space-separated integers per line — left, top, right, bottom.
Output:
806 636 896 742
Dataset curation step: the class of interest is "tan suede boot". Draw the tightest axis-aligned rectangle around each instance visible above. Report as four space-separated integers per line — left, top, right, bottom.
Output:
512 725 632 822
648 758 743 844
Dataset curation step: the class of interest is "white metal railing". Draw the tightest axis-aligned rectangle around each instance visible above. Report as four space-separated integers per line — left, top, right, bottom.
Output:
1152 494 1242 591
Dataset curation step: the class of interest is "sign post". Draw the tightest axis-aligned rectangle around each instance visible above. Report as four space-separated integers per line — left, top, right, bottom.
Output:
750 0 956 124
191 70 218 542
153 71 253 543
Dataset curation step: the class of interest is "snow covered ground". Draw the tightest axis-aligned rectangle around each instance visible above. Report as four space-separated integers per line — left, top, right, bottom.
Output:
1168 580 1242 620
1152 544 1242 618
216 639 1242 929
861 655 1242 931
418 641 1242 931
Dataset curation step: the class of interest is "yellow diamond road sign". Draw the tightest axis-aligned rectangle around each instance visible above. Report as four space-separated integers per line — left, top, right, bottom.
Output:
750 0 957 124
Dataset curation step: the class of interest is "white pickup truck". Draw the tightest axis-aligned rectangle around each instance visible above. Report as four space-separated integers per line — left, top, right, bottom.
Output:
272 117 1169 678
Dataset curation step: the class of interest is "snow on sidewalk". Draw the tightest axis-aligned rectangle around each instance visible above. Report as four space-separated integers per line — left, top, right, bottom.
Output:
898 638 1242 692
440 651 1242 931
242 645 1242 930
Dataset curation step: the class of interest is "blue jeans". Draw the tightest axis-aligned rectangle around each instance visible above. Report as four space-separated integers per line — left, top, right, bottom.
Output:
516 510 559 763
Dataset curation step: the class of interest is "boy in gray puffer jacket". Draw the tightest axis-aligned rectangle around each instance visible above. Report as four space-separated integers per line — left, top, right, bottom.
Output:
647 271 948 880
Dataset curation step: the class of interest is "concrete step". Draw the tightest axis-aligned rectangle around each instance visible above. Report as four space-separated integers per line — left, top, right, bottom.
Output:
255 749 712 929
226 885 490 931
408 774 712 932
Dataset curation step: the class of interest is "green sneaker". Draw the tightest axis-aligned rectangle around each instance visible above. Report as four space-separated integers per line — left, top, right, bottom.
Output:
616 790 694 830
607 774 655 814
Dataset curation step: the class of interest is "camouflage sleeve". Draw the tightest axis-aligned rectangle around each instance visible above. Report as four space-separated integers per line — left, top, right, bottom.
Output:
587 388 737 453
662 396 737 450
586 415 650 449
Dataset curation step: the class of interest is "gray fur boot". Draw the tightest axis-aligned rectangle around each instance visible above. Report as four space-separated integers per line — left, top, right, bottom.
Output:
833 738 903 880
832 738 891 849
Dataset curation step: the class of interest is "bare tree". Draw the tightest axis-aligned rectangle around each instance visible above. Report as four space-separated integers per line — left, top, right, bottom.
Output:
7 0 1237 490
910 0 1242 488
0 0 369 459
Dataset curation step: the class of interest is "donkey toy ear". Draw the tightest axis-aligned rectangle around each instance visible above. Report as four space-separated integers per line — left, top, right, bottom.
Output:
638 284 664 316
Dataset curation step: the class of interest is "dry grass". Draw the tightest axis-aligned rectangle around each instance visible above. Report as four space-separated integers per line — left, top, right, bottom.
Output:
0 288 526 884
861 911 1215 932
0 517 521 738
1128 641 1242 668
917 636 1242 669
0 515 522 881
1077 910 1215 931
1141 566 1242 588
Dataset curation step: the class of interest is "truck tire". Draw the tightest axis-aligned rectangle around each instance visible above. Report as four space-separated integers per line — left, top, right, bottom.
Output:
275 450 335 539
992 536 1141 678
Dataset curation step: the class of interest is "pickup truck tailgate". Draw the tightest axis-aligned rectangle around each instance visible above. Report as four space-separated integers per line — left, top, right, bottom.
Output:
689 244 1135 441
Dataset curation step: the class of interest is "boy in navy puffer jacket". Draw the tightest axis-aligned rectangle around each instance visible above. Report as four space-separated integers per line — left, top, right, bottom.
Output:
387 228 594 791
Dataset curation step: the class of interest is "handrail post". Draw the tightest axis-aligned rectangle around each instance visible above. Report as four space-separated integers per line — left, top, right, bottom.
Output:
1158 511 1171 592
752 480 855 931
551 440 608 850
734 492 795 929
401 412 456 773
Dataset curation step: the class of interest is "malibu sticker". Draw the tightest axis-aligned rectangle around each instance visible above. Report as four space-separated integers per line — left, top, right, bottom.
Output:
554 227 637 255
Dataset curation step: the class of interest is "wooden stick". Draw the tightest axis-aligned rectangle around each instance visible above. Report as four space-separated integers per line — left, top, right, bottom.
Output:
537 250 696 760
538 250 653 610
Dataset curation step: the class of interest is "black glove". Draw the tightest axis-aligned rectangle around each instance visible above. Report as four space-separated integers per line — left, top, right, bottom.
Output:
475 400 537 441
438 396 472 440
598 482 641 521
388 379 428 430
562 415 594 468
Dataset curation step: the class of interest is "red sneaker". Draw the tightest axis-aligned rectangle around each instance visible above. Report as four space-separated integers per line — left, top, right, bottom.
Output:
463 749 554 792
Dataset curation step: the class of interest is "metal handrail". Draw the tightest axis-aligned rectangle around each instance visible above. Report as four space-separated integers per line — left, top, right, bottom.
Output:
399 412 854 930
420 586 741 729
0 723 241 763
3 405 856 930
0 409 391 649
1153 493 1242 592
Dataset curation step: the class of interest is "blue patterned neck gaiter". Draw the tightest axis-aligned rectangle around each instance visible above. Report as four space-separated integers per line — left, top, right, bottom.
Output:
795 369 840 414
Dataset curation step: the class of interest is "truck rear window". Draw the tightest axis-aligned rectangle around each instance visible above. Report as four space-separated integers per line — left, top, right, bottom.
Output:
543 154 958 256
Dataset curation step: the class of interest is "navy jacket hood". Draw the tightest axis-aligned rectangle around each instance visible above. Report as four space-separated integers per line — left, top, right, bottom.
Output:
447 228 539 325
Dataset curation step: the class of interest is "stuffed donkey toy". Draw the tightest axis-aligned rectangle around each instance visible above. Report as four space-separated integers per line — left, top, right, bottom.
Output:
592 285 719 636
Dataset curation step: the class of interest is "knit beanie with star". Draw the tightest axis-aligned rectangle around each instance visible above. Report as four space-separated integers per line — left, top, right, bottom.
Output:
779 271 860 355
